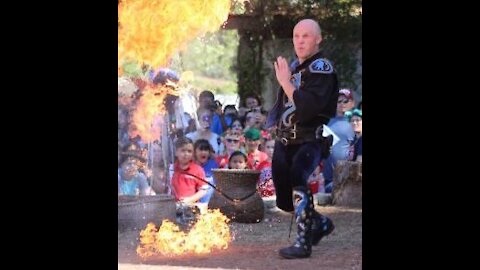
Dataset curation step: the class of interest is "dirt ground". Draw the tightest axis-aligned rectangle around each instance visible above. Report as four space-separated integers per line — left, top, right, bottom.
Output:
118 204 362 270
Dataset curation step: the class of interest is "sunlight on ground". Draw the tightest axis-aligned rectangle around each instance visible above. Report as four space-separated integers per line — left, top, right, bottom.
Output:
119 264 233 270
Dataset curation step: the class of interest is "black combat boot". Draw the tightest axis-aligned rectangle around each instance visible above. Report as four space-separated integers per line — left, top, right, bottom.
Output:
311 211 335 245
279 186 314 259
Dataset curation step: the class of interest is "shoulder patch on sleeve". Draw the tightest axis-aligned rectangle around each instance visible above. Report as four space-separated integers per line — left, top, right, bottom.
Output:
309 58 334 74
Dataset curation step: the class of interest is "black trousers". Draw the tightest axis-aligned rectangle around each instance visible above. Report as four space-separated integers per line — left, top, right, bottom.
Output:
272 140 323 212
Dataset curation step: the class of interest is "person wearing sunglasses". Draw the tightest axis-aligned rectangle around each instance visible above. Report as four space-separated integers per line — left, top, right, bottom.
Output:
215 129 244 168
322 89 356 194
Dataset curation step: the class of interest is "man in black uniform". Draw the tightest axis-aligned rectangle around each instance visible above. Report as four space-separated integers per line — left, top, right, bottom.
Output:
266 18 338 259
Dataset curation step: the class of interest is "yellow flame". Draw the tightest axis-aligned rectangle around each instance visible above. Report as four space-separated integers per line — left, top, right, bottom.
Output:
136 209 231 258
129 83 178 143
180 71 195 84
119 0 231 69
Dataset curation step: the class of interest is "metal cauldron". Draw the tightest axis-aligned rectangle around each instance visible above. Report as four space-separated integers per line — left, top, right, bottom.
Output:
118 194 176 231
209 169 264 223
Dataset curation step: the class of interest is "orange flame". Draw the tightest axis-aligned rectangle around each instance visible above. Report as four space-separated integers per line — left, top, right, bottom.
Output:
136 209 231 258
118 0 231 69
129 83 179 143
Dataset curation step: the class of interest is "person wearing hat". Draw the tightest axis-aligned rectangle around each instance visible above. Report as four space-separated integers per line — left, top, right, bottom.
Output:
266 18 336 259
322 88 356 193
345 108 362 162
244 128 268 170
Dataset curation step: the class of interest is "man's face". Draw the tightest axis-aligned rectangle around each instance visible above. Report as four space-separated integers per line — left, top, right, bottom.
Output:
293 21 321 63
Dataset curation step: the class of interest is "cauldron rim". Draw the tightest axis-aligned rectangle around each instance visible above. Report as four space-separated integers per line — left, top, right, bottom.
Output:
118 194 174 207
211 168 260 174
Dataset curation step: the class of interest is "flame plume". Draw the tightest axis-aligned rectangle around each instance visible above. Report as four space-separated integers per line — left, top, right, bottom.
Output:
136 209 231 258
119 0 231 69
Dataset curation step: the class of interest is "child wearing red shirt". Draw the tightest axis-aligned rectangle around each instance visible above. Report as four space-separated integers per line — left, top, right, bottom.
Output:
171 137 209 224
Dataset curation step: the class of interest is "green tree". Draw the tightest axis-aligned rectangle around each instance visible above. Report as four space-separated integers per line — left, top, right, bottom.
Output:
170 30 240 94
231 0 362 99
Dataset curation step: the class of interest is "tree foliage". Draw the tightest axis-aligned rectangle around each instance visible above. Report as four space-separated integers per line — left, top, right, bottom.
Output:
233 0 362 99
171 30 239 80
170 30 240 94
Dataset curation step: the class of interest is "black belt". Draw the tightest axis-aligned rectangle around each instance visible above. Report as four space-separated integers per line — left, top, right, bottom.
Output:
276 127 318 146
